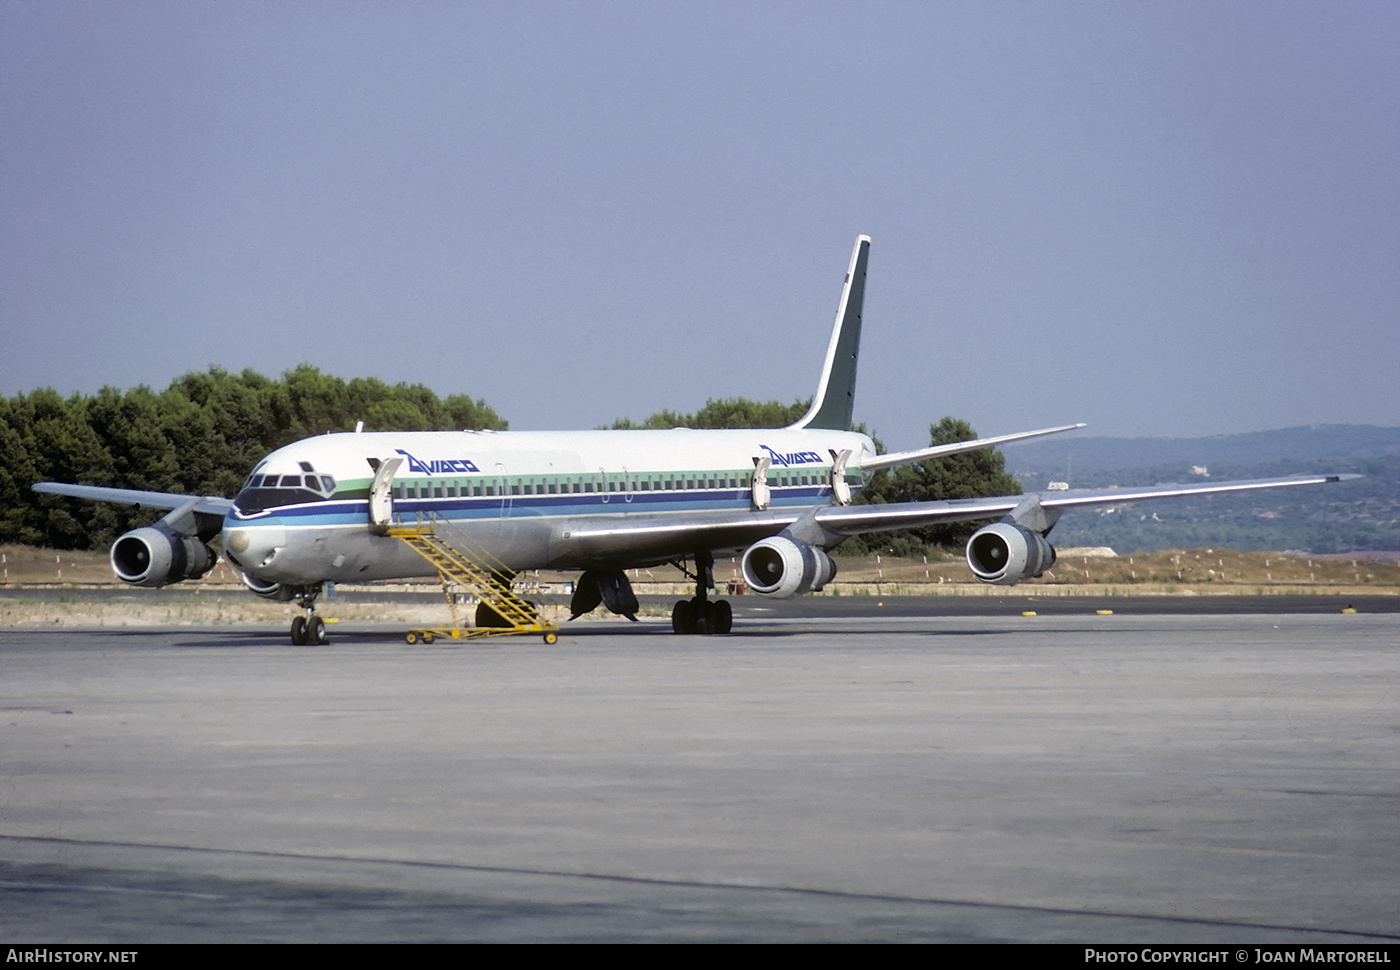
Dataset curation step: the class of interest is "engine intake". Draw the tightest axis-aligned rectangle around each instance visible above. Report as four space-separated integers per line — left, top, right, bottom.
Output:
741 535 837 598
965 522 1057 586
110 525 216 588
238 571 296 601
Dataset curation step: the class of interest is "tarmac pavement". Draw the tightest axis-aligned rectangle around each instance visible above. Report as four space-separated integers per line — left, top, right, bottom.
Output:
2 611 1397 942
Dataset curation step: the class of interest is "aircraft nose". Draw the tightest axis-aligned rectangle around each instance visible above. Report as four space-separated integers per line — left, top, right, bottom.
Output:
223 524 286 571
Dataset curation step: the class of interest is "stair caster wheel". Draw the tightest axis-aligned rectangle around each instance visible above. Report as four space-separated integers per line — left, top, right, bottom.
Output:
543 632 558 644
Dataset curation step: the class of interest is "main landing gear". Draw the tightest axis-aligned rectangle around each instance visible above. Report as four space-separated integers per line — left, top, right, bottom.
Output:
289 584 328 645
671 551 733 635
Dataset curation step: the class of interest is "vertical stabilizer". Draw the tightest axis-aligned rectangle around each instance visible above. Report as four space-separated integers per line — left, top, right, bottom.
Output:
788 235 870 431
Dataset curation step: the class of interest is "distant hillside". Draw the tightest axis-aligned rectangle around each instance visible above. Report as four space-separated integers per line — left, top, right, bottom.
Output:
1000 424 1400 555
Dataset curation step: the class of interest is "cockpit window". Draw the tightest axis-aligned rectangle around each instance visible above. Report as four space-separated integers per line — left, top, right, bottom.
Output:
233 470 338 514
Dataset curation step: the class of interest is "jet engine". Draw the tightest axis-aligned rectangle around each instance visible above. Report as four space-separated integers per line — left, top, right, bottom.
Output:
965 522 1056 586
740 535 837 598
238 571 297 601
110 525 216 588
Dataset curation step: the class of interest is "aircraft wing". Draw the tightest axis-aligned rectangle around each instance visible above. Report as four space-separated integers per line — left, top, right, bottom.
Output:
32 483 235 518
559 473 1358 566
810 473 1359 536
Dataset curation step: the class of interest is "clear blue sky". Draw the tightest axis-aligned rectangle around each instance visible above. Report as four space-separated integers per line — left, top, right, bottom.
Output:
3 1 1396 448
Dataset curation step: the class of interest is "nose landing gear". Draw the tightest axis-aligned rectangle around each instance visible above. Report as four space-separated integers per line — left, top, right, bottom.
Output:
288 585 328 645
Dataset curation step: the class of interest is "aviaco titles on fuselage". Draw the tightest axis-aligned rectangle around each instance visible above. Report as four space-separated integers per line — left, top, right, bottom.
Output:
35 235 1357 644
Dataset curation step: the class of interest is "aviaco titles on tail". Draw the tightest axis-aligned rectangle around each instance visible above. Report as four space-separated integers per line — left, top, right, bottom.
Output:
36 236 1357 644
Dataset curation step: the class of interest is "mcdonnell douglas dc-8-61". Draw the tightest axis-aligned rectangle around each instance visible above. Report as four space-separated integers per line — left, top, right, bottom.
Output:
35 236 1355 643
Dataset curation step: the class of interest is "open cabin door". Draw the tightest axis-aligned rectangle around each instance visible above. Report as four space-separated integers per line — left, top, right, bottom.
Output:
368 456 403 533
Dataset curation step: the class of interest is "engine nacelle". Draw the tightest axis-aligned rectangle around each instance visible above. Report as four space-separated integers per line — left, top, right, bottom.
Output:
110 525 216 588
238 571 296 601
965 522 1057 586
741 535 837 598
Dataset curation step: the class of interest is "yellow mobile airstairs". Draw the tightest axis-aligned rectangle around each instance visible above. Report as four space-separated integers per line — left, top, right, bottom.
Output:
386 512 560 644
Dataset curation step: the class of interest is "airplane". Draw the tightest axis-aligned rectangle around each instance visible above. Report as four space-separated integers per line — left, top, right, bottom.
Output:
34 236 1356 644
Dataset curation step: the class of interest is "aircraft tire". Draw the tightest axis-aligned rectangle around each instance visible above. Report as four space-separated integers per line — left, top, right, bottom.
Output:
671 599 695 634
713 599 733 634
309 616 327 645
694 599 713 635
290 616 306 645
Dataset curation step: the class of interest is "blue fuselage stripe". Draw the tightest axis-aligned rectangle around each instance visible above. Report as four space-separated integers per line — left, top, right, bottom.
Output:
228 486 838 529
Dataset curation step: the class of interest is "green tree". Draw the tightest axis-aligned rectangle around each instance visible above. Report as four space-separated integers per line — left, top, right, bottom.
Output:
168 368 274 485
5 366 507 551
84 386 178 492
444 392 507 431
12 389 116 547
0 396 43 544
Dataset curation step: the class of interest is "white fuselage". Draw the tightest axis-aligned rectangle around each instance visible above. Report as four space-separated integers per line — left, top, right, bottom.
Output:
221 427 876 584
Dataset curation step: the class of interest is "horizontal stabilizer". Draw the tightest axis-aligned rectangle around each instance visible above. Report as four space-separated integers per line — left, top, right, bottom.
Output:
853 423 1087 473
